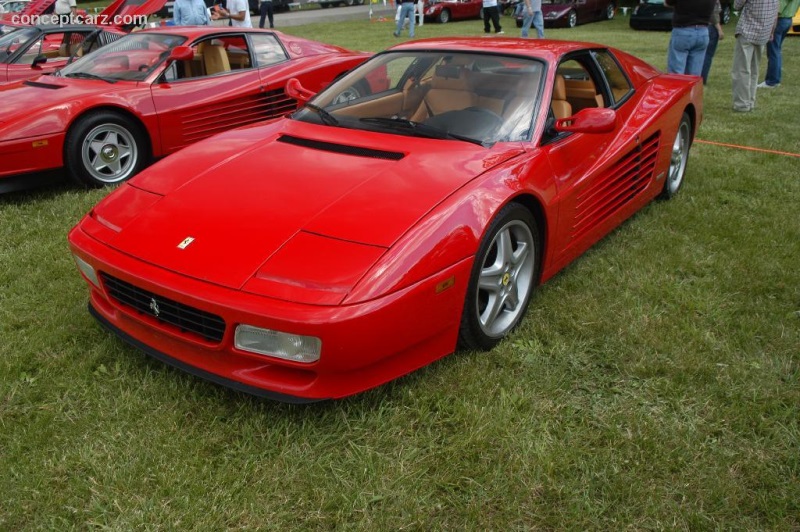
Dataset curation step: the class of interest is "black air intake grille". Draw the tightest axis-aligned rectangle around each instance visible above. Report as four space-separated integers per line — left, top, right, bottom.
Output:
278 135 405 160
99 273 225 343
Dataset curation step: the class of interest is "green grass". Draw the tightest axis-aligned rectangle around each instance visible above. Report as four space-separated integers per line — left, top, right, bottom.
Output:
1 16 799 529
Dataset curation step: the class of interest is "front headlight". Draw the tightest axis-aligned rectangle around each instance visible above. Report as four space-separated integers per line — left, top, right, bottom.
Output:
73 254 101 289
235 324 321 364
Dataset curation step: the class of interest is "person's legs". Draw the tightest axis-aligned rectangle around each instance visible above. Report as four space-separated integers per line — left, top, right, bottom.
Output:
731 37 753 111
764 17 790 86
701 24 719 84
533 11 543 38
685 26 709 77
406 2 415 37
667 27 691 74
483 7 491 32
521 12 532 37
492 6 502 32
258 1 267 28
266 1 274 28
748 43 763 107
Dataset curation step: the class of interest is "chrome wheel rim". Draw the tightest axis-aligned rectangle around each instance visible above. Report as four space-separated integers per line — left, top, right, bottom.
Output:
666 120 690 196
606 4 614 18
475 219 535 338
568 11 577 27
81 123 138 184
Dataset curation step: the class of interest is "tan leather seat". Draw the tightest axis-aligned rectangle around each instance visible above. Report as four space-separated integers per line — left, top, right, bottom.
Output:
203 44 230 75
551 74 572 120
409 64 478 122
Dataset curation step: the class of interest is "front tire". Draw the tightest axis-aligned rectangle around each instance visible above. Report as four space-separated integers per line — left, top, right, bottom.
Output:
605 3 615 19
659 112 692 200
65 111 149 187
437 8 450 23
458 203 540 351
567 9 577 27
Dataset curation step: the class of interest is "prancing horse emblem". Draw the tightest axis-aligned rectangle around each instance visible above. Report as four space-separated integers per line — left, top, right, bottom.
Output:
149 297 160 317
178 236 195 249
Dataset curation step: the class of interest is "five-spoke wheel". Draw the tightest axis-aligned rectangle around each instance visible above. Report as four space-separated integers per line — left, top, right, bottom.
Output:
459 203 540 350
660 112 692 199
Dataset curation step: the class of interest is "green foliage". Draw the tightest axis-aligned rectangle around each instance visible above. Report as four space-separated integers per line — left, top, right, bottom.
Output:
1 16 798 529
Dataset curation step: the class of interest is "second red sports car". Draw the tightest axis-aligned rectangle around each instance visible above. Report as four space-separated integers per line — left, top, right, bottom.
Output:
69 38 703 402
0 27 377 192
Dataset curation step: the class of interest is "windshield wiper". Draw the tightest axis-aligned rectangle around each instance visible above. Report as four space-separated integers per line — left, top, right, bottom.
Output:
305 103 339 126
359 116 487 147
63 72 117 84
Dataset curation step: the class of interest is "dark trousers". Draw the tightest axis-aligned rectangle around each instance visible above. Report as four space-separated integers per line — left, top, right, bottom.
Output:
483 5 501 33
259 1 274 28
701 24 718 85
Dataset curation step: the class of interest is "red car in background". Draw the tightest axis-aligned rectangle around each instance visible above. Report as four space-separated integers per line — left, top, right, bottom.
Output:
424 0 483 23
69 38 703 402
0 25 124 82
0 27 378 192
515 0 616 28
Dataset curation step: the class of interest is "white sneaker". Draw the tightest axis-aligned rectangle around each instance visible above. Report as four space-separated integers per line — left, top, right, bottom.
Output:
496 30 505 34
757 81 779 89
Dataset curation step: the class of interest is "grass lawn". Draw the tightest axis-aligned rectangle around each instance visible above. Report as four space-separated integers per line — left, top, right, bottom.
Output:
1 14 798 529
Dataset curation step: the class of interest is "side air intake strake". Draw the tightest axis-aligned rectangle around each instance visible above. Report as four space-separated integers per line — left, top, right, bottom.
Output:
278 135 405 161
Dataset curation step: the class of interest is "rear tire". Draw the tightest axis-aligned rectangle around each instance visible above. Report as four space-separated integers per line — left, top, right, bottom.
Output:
659 112 692 200
458 203 540 351
65 111 149 188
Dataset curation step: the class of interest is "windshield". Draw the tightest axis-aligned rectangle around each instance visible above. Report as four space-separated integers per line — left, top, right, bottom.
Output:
58 32 187 82
0 26 37 62
294 51 544 145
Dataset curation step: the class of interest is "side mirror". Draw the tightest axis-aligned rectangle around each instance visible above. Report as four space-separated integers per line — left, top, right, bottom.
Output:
167 45 194 63
555 107 618 134
285 77 316 103
32 53 47 69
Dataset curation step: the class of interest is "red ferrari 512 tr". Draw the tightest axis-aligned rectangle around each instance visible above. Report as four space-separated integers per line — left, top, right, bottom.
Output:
69 38 703 402
0 27 377 192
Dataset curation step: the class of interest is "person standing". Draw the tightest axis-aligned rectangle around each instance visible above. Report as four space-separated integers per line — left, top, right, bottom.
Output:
758 0 800 88
520 0 543 38
54 0 77 25
211 0 252 27
731 0 779 112
664 0 716 76
259 0 274 29
482 0 503 34
701 0 725 84
173 0 211 25
393 0 416 38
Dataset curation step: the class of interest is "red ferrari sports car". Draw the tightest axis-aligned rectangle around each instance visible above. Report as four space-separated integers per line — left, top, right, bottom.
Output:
69 38 703 402
0 27 375 192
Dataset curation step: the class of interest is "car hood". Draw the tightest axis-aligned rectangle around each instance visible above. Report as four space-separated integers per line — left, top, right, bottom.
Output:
542 5 571 17
94 119 524 297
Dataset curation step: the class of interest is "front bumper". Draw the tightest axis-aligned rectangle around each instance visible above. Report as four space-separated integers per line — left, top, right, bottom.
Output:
69 223 472 401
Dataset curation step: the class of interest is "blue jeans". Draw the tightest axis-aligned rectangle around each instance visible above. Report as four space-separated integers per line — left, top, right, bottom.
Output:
700 24 718 84
395 2 415 37
764 17 792 86
521 10 543 38
667 26 710 76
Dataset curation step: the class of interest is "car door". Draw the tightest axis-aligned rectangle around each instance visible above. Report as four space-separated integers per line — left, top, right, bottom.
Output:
541 50 651 273
150 33 267 154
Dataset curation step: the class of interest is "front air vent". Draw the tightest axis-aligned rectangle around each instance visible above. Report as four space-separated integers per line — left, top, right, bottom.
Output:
278 135 405 161
23 80 63 90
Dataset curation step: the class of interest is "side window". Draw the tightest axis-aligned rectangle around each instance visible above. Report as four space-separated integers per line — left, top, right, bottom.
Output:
171 35 253 81
555 58 602 115
593 50 633 106
250 34 288 68
18 33 85 64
